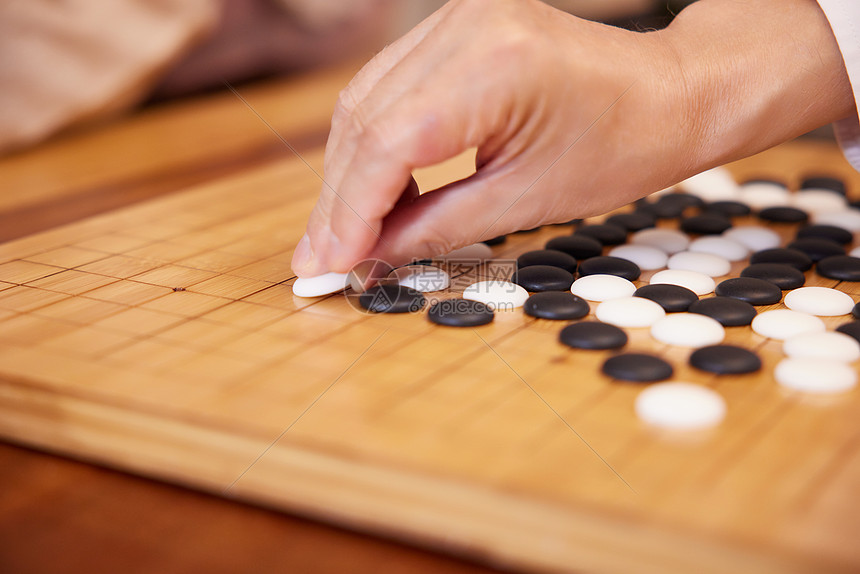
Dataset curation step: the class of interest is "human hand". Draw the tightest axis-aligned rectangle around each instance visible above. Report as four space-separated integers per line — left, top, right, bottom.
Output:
292 0 852 277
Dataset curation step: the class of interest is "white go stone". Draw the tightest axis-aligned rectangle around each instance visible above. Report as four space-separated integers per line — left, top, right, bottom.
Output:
595 296 666 328
635 382 727 430
791 189 848 214
679 167 740 201
851 245 860 258
292 272 350 298
437 242 494 262
783 286 855 316
813 209 860 232
630 228 690 254
750 309 826 340
650 313 725 347
688 236 750 262
737 181 791 210
463 280 528 310
782 331 860 362
775 358 857 394
608 244 668 270
722 225 782 252
649 269 716 296
667 251 732 277
570 274 636 302
392 265 450 292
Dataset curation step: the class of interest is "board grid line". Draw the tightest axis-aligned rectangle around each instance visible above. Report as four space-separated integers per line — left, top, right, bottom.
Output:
0 150 859 572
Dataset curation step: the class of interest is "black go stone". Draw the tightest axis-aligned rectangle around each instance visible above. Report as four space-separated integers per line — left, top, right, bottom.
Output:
634 201 660 218
515 226 542 234
634 284 699 313
544 235 603 260
604 211 657 232
359 284 426 314
665 192 705 209
758 206 809 224
715 277 783 306
703 200 752 217
557 218 584 226
523 292 590 320
652 193 704 218
578 256 641 281
482 235 507 246
688 297 758 326
836 321 860 344
601 353 673 383
427 299 494 327
559 322 628 350
646 196 686 218
740 263 805 290
795 224 853 245
574 223 627 246
854 302 860 320
800 175 846 195
514 265 574 292
517 249 578 274
786 238 846 262
680 213 733 235
816 255 860 281
749 247 813 271
689 345 762 375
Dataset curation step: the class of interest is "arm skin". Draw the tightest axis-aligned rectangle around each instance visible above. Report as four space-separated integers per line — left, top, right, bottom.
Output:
291 0 854 277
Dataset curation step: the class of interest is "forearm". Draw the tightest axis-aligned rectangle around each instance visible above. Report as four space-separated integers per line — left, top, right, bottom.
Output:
662 0 855 172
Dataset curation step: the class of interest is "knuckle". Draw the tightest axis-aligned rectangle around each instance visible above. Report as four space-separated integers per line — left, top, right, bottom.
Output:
357 116 398 157
333 85 359 125
414 232 455 259
306 203 331 235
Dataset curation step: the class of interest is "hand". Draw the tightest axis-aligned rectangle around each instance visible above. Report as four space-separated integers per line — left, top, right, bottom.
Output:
292 0 852 277
292 0 684 276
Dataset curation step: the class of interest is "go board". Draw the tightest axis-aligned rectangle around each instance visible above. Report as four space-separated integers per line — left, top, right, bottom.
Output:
0 146 859 574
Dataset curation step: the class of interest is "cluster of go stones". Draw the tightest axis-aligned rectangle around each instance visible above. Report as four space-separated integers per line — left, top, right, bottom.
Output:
293 168 860 430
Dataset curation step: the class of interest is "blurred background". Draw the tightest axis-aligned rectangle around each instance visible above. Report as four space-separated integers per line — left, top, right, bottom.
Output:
0 0 700 155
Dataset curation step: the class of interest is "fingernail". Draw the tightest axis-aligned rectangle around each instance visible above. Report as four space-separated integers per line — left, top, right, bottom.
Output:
291 234 315 275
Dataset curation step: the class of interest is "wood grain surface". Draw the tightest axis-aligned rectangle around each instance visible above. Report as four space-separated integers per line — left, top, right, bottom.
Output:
1 113 859 574
2 55 860 572
0 62 509 574
0 61 360 243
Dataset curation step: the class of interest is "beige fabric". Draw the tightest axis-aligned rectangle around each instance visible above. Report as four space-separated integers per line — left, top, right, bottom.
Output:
0 0 218 154
0 0 662 155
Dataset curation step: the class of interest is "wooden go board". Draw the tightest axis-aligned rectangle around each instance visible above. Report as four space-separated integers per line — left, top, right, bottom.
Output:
1 144 859 574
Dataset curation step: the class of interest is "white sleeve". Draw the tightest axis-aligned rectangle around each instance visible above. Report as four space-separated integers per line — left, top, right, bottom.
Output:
817 0 860 171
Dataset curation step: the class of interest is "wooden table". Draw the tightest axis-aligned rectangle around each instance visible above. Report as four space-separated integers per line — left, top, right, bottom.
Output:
0 62 505 574
1 61 859 574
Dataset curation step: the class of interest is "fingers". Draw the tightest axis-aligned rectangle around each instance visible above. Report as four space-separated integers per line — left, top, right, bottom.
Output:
293 0 587 276
292 3 454 277
363 165 544 267
323 70 498 272
325 2 453 166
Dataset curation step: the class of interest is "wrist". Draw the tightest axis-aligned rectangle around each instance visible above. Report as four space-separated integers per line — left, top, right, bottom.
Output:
656 0 855 176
